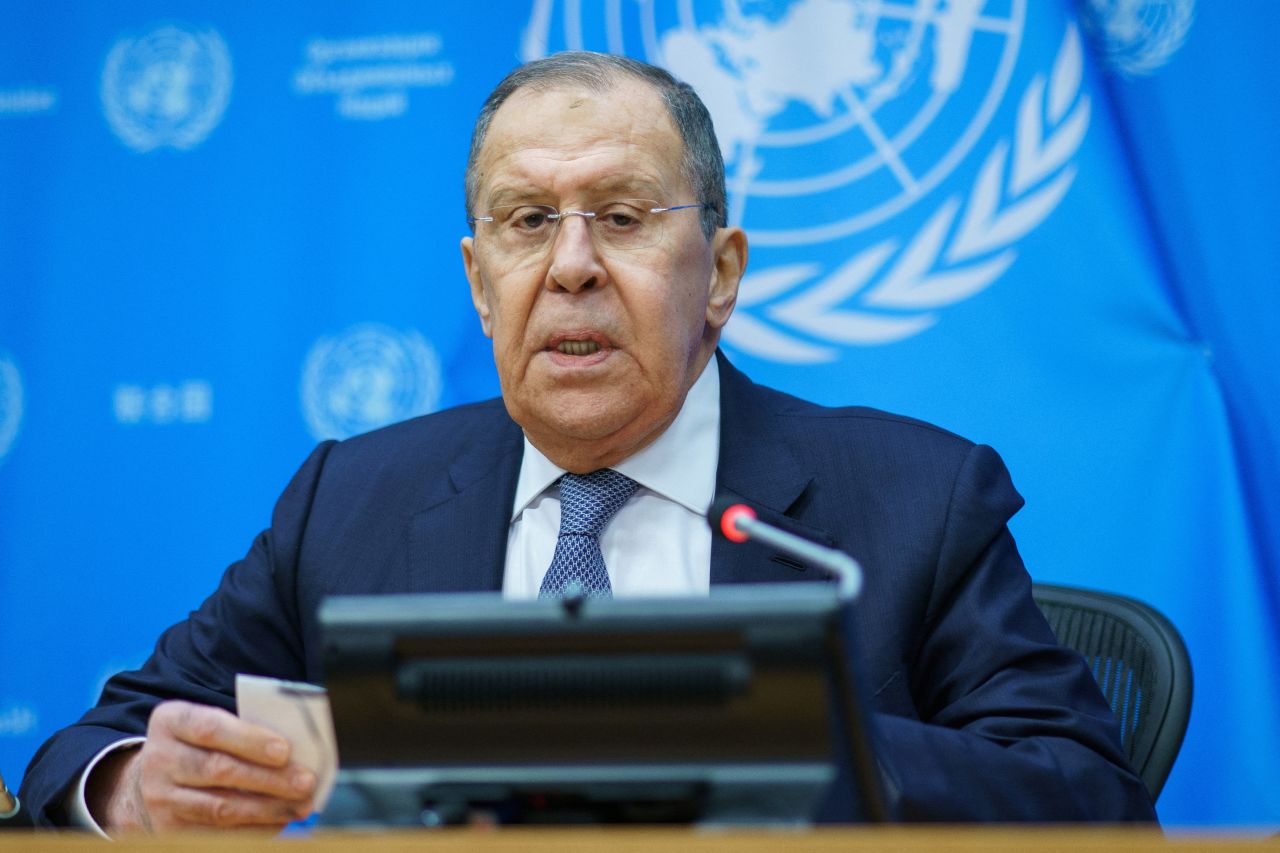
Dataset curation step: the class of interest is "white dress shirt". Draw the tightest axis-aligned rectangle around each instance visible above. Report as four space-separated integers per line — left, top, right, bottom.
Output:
503 357 720 598
69 736 144 836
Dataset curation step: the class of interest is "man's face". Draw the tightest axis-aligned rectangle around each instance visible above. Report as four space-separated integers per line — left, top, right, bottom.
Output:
461 77 745 472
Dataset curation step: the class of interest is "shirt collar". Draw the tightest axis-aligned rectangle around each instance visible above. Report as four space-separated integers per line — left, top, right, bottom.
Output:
511 356 721 519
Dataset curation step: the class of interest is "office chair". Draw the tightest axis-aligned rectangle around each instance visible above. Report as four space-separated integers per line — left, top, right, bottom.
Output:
1032 583 1193 801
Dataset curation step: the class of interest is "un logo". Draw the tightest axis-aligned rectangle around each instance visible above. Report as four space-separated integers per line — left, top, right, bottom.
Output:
1082 0 1195 76
0 353 22 464
101 23 233 153
523 0 1090 362
301 323 443 442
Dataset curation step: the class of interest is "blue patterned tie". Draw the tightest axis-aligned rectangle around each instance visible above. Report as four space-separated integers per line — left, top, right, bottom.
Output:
538 469 639 598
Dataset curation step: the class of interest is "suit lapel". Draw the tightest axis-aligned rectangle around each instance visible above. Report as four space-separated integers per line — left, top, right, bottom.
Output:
711 353 836 586
408 408 523 593
406 355 837 592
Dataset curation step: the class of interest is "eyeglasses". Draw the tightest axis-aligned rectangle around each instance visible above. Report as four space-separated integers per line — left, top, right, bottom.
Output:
468 199 705 257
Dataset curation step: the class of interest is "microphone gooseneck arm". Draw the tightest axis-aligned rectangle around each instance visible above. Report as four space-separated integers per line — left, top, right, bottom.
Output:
716 502 864 601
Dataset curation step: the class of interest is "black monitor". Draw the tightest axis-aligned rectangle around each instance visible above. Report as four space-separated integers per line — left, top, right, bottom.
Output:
318 583 887 827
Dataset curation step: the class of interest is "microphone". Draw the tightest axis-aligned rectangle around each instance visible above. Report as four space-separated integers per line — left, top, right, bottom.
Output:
709 496 864 601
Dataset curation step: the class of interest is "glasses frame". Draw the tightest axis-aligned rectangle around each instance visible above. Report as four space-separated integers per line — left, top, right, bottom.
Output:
467 199 706 255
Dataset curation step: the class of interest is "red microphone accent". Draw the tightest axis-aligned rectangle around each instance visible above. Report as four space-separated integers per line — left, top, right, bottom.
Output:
720 503 756 543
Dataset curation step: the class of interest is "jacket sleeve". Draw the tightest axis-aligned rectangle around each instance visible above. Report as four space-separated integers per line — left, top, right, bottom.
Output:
858 443 1158 822
17 441 335 827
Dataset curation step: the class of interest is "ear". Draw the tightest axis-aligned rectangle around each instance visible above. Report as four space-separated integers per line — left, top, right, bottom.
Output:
705 226 747 330
461 236 493 338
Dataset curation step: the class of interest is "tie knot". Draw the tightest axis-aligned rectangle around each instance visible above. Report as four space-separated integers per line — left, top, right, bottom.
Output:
557 469 639 535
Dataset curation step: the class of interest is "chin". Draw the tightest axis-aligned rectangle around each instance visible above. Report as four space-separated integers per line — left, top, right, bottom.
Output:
517 388 644 440
544 403 637 442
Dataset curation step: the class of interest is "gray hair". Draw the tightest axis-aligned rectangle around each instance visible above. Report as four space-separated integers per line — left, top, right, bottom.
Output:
464 51 727 240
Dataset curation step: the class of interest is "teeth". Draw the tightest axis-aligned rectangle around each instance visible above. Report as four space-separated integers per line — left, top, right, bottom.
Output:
557 340 600 356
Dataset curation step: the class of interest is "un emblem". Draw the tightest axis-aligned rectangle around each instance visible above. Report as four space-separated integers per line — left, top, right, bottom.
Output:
1082 0 1195 75
523 0 1090 362
0 353 22 464
301 324 443 441
101 23 233 153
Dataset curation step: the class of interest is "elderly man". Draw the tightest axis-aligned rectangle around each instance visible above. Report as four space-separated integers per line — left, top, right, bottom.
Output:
21 52 1156 832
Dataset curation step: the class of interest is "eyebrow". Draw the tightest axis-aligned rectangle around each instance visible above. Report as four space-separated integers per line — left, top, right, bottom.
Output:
482 187 551 209
587 175 667 199
481 176 672 210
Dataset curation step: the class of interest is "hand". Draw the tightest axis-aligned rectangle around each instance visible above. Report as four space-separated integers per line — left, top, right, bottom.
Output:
87 700 317 833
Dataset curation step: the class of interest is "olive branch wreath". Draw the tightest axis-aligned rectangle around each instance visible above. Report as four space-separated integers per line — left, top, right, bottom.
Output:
723 24 1091 364
300 324 443 442
101 27 234 154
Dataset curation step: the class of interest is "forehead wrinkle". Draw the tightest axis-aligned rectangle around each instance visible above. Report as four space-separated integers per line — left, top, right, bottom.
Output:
474 80 689 205
478 145 678 208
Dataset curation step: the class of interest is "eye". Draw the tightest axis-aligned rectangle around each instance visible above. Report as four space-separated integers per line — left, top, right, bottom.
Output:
595 202 647 231
501 205 556 232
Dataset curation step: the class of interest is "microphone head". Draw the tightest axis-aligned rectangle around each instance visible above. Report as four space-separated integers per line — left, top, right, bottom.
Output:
708 494 756 543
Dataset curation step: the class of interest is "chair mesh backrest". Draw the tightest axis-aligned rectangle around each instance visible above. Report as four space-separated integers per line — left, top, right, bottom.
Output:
1032 584 1192 802
1038 603 1151 749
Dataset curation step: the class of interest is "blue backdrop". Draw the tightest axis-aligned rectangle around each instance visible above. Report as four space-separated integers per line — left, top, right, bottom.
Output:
1 0 1276 827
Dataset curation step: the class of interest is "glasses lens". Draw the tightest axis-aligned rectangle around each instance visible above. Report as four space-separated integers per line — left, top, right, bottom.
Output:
590 200 661 251
481 204 558 256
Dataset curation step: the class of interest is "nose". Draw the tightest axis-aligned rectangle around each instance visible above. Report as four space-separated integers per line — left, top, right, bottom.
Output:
546 212 607 294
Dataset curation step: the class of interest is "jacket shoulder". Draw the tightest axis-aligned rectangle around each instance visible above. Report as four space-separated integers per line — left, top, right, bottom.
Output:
745 376 979 458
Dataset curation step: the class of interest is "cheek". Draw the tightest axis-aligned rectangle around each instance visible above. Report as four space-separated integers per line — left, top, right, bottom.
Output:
485 280 541 376
484 281 521 339
630 296 705 380
652 261 712 342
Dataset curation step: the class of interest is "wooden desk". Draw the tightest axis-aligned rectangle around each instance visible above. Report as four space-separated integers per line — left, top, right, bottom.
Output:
1 827 1276 852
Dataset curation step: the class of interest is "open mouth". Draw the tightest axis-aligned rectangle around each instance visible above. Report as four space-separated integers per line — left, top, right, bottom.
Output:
556 340 600 356
547 332 611 358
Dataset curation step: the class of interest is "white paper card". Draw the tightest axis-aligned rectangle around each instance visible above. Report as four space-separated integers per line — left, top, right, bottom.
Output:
235 674 338 814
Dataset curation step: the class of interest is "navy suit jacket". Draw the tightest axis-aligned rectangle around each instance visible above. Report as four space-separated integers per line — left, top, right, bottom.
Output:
22 355 1156 824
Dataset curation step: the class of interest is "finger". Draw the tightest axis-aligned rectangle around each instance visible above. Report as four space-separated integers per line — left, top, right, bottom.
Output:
157 786 311 831
151 701 291 768
164 741 316 802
